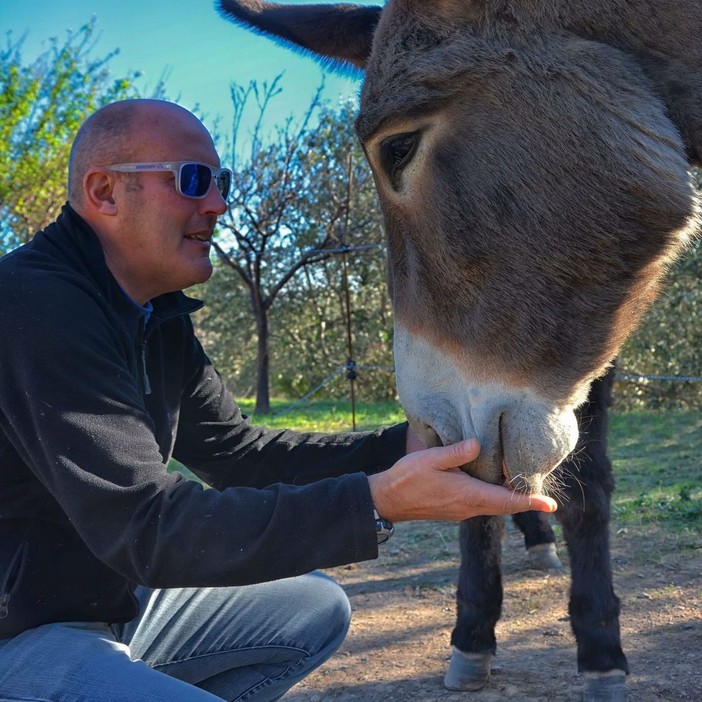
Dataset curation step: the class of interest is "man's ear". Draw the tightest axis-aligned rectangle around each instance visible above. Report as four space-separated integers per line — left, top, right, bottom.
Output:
83 170 119 216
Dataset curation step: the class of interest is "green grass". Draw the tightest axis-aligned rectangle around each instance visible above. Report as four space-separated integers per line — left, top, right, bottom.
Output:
172 399 702 533
236 398 407 433
609 409 702 530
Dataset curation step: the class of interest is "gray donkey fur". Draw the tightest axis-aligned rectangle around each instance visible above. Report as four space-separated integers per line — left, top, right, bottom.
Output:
217 1 701 699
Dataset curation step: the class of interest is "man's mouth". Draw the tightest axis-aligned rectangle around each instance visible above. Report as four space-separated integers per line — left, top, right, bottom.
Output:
185 233 211 243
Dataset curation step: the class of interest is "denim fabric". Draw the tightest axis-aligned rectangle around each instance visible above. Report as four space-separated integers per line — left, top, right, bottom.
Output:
0 572 350 701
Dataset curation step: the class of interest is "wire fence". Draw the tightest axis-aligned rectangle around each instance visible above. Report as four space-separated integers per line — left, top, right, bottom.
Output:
616 370 702 383
274 363 395 418
274 364 702 417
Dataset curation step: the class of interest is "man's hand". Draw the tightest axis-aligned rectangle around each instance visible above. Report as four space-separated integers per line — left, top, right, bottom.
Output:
369 439 557 523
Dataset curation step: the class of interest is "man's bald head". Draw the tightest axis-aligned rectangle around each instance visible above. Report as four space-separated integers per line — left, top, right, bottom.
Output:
67 100 213 205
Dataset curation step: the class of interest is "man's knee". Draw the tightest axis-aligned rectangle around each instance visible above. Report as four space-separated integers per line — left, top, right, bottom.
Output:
300 572 351 655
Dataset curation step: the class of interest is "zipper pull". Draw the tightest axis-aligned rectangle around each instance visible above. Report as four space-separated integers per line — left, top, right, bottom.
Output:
141 343 152 396
0 592 10 619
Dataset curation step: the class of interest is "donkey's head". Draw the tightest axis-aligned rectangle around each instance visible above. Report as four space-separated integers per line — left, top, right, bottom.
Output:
218 1 701 491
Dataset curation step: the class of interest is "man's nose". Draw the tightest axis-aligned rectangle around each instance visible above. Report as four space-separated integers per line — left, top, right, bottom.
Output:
201 182 228 216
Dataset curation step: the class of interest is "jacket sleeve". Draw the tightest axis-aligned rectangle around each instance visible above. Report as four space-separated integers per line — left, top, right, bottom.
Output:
173 327 407 490
0 278 403 588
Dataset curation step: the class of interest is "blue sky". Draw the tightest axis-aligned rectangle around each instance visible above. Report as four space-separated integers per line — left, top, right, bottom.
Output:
1 0 376 142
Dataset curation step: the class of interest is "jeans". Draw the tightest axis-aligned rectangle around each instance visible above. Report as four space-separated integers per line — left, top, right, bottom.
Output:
0 572 351 701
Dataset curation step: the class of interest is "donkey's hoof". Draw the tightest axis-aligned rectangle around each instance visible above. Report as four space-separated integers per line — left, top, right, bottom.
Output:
527 542 563 571
444 646 491 691
582 670 627 701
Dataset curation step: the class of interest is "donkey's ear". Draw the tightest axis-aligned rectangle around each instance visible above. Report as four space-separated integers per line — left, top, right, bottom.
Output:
217 1 382 71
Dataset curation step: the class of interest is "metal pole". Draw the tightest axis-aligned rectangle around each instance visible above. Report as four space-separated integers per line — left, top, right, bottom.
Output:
341 153 357 430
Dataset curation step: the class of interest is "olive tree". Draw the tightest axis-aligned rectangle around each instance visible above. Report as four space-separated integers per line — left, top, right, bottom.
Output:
0 21 144 252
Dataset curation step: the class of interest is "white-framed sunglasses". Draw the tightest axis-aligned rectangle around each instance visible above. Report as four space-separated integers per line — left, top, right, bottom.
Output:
106 161 233 200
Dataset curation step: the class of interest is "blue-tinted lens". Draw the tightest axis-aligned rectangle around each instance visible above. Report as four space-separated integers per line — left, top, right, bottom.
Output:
217 169 232 200
179 163 211 198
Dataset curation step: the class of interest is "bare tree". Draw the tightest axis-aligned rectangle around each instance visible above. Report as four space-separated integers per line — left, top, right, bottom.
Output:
213 79 371 413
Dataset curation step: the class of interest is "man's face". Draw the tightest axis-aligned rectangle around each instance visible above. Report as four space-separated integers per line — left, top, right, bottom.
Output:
107 109 228 303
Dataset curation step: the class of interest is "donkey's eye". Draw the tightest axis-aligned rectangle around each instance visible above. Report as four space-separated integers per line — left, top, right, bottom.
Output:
379 131 420 189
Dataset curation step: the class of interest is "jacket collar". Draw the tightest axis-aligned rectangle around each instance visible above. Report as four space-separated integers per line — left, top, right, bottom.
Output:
39 204 204 326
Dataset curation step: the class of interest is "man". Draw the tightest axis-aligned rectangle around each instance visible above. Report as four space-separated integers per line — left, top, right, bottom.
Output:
0 99 556 701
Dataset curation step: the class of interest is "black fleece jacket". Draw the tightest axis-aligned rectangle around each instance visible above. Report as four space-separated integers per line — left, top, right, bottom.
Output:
0 205 406 639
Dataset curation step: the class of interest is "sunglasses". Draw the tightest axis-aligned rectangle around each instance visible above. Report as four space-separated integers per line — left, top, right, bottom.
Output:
106 161 233 200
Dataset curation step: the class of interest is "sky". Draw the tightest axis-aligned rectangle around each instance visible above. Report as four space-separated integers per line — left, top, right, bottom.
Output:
1 0 377 145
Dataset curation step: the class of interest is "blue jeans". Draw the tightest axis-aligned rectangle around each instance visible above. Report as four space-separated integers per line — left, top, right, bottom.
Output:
0 572 351 701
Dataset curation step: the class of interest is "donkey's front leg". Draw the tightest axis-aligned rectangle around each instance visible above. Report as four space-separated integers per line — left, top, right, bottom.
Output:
559 368 628 701
559 482 628 701
445 515 503 691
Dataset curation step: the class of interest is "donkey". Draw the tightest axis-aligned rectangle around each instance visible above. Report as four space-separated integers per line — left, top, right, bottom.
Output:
216 1 702 699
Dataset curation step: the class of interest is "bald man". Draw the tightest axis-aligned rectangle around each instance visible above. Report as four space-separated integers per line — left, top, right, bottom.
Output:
0 100 555 701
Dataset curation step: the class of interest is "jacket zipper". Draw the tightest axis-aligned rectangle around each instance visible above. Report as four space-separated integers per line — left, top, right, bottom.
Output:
0 543 27 619
138 318 152 396
140 340 152 395
135 300 202 397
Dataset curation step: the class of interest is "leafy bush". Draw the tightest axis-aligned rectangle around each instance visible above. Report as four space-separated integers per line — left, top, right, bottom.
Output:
616 171 701 410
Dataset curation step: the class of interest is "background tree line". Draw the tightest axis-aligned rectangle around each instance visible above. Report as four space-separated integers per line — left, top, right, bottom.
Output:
195 80 396 413
0 22 146 253
2 24 700 413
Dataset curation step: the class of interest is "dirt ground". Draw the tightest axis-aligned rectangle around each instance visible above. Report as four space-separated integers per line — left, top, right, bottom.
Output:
285 518 702 702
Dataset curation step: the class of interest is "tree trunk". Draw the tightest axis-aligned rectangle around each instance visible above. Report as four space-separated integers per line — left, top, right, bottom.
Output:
253 298 271 415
